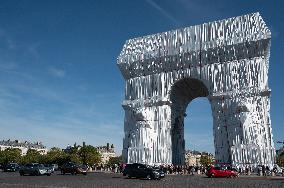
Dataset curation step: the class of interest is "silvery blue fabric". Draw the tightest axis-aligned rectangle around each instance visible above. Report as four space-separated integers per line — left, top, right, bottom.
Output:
117 12 275 168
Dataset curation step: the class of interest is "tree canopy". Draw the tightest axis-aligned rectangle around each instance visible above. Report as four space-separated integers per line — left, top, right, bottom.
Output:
78 144 101 166
0 142 101 166
0 148 21 165
276 156 284 167
200 154 214 166
108 156 122 167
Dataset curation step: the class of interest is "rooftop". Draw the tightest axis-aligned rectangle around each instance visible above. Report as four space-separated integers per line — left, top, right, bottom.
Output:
0 139 46 149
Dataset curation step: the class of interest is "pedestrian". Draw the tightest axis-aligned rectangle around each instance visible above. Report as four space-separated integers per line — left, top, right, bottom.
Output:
169 165 173 174
245 166 247 175
191 166 194 175
242 166 246 175
266 166 270 176
187 165 191 174
183 165 187 175
262 165 265 176
258 166 262 176
178 165 182 175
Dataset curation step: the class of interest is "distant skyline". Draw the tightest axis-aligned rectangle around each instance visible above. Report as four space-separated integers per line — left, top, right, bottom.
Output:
0 0 283 155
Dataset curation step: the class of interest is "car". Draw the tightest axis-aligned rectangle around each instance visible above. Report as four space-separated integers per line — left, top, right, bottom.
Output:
52 164 59 171
19 163 52 176
43 164 59 173
153 166 165 179
3 163 20 172
60 162 87 175
123 163 161 180
44 164 55 173
206 166 238 178
272 164 283 174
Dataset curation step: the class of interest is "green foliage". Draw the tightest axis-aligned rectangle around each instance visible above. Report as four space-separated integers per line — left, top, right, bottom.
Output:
200 155 213 166
276 156 284 167
69 153 81 164
0 142 102 166
43 147 69 166
0 148 21 165
108 156 122 167
0 150 4 165
78 145 101 166
20 149 41 164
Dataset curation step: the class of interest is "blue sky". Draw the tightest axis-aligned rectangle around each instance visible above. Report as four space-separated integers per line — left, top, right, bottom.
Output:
0 0 283 155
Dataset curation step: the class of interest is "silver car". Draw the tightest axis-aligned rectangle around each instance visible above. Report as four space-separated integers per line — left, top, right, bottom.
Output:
19 163 52 176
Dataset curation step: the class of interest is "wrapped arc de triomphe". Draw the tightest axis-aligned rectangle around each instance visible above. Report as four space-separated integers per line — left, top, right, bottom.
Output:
117 12 275 168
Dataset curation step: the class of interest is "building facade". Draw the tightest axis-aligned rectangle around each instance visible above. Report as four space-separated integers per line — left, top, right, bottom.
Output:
185 150 202 166
185 150 214 166
96 143 116 164
0 139 48 156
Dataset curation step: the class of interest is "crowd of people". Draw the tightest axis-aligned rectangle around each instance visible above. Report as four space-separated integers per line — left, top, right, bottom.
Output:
94 164 213 175
256 165 284 176
150 165 207 175
93 163 284 177
230 164 284 176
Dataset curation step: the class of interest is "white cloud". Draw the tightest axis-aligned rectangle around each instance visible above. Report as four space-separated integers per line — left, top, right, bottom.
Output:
145 0 180 25
48 67 66 78
0 80 124 155
0 62 18 71
0 101 124 155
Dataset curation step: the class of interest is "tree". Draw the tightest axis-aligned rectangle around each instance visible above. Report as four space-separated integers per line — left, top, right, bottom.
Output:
108 156 122 167
78 144 101 166
0 150 4 165
69 153 81 164
276 156 284 167
43 147 68 165
200 154 213 166
0 148 21 165
20 149 41 164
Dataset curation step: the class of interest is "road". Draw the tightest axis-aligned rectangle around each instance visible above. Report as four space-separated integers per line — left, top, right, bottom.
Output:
0 171 284 188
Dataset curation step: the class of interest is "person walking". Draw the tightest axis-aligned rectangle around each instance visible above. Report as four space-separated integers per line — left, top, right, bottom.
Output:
266 166 270 176
191 166 194 175
262 165 265 176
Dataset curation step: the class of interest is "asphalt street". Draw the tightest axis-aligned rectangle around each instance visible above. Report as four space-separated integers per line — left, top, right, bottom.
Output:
0 171 284 188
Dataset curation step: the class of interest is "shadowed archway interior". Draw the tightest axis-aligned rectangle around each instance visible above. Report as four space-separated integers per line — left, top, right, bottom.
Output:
170 78 209 164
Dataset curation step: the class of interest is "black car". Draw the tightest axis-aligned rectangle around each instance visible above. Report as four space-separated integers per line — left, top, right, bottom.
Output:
123 163 161 180
3 163 20 172
60 162 87 175
19 163 52 176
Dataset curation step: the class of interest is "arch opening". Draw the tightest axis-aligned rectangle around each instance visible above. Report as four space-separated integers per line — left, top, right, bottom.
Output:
184 98 214 166
170 78 211 165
